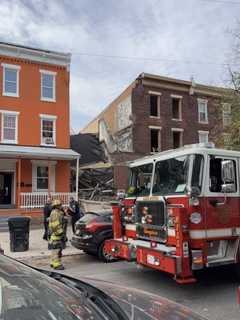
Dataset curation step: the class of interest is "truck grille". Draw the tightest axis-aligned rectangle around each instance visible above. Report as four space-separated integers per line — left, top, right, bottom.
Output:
135 200 167 242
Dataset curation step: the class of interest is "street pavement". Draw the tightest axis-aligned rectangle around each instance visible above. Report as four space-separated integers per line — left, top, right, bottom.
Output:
2 226 239 320
27 252 240 320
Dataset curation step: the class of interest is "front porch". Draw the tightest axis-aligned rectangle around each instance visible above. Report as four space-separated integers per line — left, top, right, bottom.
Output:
20 192 75 209
0 145 80 214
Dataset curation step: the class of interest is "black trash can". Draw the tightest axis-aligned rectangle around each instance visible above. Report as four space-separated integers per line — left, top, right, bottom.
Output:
8 217 30 252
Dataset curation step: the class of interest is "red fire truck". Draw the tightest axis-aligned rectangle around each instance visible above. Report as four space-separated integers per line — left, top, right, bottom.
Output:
105 143 240 283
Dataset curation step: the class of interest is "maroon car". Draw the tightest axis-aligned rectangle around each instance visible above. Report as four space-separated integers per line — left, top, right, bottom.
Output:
0 254 207 320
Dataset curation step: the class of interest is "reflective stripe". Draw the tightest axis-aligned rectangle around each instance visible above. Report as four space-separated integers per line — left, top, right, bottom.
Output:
125 224 136 231
168 229 176 237
190 228 240 239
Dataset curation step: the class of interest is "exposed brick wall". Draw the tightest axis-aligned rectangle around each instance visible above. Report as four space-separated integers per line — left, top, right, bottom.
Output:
132 83 221 154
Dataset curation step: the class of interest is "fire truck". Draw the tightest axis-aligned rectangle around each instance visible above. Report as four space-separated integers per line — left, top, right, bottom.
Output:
105 143 240 283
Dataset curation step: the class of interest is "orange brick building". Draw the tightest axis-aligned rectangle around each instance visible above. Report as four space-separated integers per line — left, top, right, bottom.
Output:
0 42 80 217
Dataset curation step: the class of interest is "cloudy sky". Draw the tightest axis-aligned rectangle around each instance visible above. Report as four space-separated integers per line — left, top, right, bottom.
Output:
0 0 239 132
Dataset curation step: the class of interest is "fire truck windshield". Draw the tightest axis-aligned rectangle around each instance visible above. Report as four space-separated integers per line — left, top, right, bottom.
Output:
127 163 153 196
152 155 190 196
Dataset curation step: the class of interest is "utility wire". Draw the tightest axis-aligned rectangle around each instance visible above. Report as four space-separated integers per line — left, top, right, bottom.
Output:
72 52 236 67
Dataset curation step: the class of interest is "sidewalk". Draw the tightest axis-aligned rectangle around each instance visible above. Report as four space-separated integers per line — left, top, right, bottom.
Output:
0 226 82 262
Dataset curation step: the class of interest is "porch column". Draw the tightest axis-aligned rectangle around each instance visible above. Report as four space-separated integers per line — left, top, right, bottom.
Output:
17 159 22 208
75 156 80 201
48 160 51 197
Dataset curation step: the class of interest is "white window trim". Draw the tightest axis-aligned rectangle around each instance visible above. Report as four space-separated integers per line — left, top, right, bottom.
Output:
149 93 161 118
1 63 21 98
198 130 209 143
197 98 208 124
40 116 56 147
1 110 20 144
148 90 162 96
171 128 184 132
31 160 56 192
171 95 182 121
40 69 56 102
149 125 162 130
39 114 57 120
171 94 183 99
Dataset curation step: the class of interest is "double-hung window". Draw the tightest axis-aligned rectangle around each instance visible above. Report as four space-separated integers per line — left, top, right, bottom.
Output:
40 70 56 102
222 103 231 127
1 111 19 144
40 114 57 146
1 63 20 97
198 130 209 143
198 98 208 124
32 161 56 192
37 166 49 191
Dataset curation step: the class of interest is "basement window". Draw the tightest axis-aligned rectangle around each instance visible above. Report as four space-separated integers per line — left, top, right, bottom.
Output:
150 94 160 117
150 128 161 152
172 97 182 120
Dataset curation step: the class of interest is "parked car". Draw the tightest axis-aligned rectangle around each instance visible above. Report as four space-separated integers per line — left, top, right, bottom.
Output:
0 254 206 320
71 210 116 262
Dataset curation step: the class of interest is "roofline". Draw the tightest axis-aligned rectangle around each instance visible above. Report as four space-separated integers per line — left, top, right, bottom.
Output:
140 72 231 94
0 41 71 68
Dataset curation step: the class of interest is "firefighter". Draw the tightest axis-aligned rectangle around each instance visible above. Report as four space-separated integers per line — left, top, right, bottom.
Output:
48 199 65 270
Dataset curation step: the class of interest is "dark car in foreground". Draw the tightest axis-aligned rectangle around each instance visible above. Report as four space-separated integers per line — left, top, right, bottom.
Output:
71 210 116 262
0 254 206 320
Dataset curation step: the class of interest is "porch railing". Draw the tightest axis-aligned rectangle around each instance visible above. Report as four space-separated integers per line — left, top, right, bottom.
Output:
20 192 76 209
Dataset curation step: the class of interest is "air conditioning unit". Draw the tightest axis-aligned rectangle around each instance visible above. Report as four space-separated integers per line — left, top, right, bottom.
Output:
43 137 54 145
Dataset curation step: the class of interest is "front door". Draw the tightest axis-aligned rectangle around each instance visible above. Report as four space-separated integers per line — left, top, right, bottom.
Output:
204 155 239 237
0 173 12 205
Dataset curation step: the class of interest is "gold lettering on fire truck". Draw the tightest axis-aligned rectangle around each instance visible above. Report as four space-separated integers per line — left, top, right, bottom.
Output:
143 228 158 237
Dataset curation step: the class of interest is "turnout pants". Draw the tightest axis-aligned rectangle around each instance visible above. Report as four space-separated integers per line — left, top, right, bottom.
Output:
51 248 63 268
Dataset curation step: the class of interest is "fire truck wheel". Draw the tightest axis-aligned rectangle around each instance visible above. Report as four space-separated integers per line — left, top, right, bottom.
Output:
98 241 118 263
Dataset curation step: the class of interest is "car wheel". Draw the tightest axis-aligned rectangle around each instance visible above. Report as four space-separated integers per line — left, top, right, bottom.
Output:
98 241 118 263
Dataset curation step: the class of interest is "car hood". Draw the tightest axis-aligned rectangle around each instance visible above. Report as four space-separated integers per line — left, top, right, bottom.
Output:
81 277 206 320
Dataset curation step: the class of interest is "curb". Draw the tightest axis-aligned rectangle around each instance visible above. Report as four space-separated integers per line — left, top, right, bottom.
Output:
12 250 84 263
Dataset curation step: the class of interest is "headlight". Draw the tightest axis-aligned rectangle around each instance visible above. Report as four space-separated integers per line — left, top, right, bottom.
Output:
189 212 202 224
82 234 93 240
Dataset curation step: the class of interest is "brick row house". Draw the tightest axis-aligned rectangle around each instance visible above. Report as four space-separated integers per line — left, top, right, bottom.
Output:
82 73 229 189
0 42 80 217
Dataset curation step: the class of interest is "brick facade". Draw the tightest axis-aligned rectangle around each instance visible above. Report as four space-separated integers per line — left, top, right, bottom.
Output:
82 73 226 190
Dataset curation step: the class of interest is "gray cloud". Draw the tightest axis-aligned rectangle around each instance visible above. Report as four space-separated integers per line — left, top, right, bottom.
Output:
0 0 239 131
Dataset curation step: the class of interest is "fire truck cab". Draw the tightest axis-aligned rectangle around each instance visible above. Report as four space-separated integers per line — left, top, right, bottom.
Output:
105 143 240 283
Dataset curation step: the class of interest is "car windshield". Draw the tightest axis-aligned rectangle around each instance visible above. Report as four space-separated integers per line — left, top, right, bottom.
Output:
127 163 153 197
0 255 104 320
152 155 190 196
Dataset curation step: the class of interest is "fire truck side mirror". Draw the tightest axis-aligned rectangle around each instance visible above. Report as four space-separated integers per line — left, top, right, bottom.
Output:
222 160 236 186
187 186 200 198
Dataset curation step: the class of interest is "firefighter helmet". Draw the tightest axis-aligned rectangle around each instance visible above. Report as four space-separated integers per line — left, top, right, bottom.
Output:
52 199 62 207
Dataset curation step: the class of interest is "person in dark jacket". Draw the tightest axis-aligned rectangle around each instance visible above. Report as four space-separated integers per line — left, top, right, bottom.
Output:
67 197 82 233
43 197 52 240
